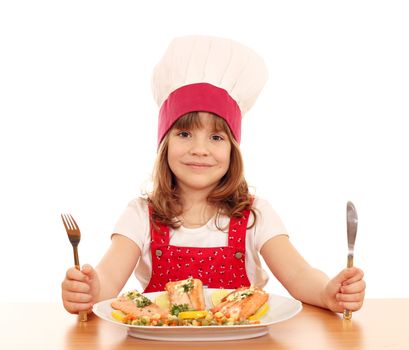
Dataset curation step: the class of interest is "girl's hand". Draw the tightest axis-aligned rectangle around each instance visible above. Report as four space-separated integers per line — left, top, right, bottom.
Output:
61 264 100 314
323 267 365 313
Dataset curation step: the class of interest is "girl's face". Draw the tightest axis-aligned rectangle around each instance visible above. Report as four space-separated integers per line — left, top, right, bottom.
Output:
167 112 232 195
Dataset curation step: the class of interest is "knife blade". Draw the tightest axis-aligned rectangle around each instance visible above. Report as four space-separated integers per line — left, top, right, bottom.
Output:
347 201 358 260
343 201 358 320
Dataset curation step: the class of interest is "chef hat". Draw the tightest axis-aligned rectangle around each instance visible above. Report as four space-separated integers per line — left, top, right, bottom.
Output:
152 35 268 145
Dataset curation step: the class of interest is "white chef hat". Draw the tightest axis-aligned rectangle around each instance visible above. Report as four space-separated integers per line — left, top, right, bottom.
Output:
152 35 268 145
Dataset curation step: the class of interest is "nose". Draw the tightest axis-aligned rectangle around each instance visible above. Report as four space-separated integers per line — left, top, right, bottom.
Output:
189 136 209 156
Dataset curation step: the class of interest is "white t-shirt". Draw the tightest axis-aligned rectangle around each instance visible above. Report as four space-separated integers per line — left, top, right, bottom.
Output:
113 196 288 290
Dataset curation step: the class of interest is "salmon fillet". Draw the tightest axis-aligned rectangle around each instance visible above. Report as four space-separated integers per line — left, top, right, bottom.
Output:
210 286 269 321
111 291 168 319
165 277 205 310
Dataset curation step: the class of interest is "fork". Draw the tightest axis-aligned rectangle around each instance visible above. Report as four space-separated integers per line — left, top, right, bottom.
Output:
61 213 88 322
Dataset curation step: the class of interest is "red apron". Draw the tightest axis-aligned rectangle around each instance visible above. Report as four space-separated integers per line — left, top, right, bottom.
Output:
144 207 252 293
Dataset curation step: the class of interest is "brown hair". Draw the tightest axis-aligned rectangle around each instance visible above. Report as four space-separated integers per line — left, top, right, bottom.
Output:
147 112 256 230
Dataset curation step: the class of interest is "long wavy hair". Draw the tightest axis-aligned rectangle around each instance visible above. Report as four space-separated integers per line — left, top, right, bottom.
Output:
147 112 257 230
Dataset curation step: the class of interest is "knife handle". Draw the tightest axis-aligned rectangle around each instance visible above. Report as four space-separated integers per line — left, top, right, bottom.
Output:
343 254 354 319
347 254 354 268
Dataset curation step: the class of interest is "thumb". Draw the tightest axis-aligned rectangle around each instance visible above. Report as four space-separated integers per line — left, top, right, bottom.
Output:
81 264 97 280
81 264 100 300
332 267 358 286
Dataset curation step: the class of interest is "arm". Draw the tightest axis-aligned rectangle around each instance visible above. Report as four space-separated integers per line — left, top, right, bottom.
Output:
260 235 365 312
95 233 141 301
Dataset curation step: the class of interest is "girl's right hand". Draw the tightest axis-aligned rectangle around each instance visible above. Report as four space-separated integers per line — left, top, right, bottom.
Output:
61 264 100 314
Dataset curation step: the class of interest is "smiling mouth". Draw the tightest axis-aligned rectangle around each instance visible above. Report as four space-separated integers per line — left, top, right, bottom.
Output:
184 162 214 168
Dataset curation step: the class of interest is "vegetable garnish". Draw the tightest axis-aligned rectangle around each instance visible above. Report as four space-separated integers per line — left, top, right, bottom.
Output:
111 310 126 322
170 303 190 316
125 290 153 308
178 310 208 319
226 286 256 301
248 303 269 320
174 276 195 294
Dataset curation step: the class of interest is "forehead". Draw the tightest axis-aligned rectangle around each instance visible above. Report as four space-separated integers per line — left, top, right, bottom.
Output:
173 112 229 132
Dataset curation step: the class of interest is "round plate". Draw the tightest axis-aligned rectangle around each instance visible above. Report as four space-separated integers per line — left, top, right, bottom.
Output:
92 289 302 341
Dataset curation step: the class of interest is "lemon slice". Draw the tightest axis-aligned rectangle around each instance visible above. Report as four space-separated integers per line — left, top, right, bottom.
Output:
111 310 126 322
210 289 231 306
248 303 269 320
154 292 170 310
178 310 208 319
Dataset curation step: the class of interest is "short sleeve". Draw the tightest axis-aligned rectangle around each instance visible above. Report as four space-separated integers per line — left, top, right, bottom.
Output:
112 197 149 251
253 197 288 251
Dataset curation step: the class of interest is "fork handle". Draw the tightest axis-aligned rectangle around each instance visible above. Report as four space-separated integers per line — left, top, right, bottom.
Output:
73 247 80 269
72 247 88 322
343 254 354 320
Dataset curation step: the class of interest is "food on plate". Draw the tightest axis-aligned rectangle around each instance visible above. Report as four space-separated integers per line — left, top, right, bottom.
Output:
110 280 270 326
165 277 205 312
178 310 209 319
210 286 269 321
111 309 126 322
210 289 231 307
111 290 168 324
248 302 269 320
154 291 170 310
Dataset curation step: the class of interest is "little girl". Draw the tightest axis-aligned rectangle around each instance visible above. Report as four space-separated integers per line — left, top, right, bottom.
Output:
62 36 365 315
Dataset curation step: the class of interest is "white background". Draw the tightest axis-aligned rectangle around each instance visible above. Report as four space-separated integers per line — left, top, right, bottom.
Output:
1 0 408 302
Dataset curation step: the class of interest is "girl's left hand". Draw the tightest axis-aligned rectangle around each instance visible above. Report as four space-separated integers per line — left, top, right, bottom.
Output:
323 267 366 313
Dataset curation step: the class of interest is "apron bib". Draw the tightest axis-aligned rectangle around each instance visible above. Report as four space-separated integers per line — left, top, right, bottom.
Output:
144 207 251 293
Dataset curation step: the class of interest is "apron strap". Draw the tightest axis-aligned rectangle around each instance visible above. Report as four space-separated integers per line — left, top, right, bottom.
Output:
227 204 252 252
148 205 170 246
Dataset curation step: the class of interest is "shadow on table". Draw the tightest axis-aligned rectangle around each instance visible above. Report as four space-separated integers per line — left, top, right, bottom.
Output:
64 315 291 350
112 333 292 350
303 306 364 349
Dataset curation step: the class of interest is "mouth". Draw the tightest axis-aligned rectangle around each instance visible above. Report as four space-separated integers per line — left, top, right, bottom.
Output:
183 162 214 168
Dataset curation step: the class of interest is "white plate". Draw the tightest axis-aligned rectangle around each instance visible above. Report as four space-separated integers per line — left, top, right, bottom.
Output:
93 289 302 341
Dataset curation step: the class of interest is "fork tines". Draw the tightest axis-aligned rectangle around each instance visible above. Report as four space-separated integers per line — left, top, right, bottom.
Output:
61 213 81 245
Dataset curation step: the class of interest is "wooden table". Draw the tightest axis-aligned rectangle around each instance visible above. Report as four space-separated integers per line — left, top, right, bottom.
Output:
1 299 408 349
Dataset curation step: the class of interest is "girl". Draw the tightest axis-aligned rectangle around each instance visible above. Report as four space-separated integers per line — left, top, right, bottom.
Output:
62 36 365 315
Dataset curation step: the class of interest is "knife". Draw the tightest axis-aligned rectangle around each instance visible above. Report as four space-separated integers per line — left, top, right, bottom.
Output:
343 201 358 320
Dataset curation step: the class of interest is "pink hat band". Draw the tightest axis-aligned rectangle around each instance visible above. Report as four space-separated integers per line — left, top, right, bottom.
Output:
157 83 242 146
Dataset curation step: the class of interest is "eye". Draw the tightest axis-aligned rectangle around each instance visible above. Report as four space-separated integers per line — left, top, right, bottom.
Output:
211 134 225 141
176 130 191 138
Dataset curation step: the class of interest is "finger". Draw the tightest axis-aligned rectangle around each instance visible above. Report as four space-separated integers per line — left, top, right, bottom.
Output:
63 300 93 313
61 279 91 293
62 290 93 303
336 291 365 303
66 267 89 282
338 300 364 312
341 280 366 294
332 267 363 289
332 268 355 285
342 268 364 286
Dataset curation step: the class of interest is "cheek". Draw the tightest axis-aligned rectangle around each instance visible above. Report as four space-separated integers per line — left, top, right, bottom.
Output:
167 140 181 163
216 148 231 169
167 150 179 172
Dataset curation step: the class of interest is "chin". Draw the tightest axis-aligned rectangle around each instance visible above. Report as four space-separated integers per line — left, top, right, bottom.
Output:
179 179 220 192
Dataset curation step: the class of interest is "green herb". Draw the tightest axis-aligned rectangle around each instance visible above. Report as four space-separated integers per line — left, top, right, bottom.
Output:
240 291 254 299
182 277 194 293
170 304 190 316
135 297 152 308
125 290 140 299
226 288 254 301
124 290 152 308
